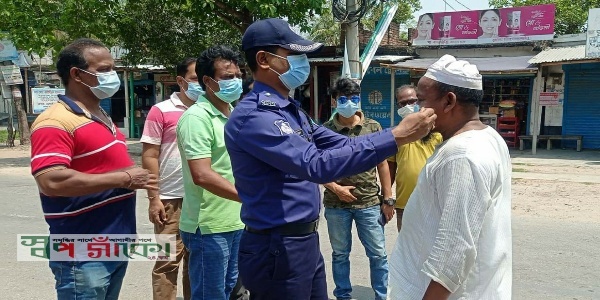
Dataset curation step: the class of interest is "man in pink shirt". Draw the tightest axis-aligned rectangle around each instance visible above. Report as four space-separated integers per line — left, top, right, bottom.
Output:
141 58 202 300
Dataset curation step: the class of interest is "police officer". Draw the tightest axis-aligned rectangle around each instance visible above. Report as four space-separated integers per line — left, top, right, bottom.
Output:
224 18 437 299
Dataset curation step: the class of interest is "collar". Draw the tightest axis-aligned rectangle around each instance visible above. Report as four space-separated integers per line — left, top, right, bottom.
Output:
332 111 365 131
58 94 93 118
170 92 190 109
196 95 233 118
253 81 293 108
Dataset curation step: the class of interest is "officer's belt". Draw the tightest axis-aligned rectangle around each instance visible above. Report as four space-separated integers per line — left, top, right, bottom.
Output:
244 219 319 236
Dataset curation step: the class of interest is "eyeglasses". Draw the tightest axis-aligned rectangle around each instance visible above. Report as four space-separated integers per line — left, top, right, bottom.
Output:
396 98 418 107
337 95 360 104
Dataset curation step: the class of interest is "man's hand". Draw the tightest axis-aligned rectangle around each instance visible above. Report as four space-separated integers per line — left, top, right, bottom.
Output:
148 197 167 225
124 167 159 190
392 108 437 146
333 185 357 203
381 204 395 222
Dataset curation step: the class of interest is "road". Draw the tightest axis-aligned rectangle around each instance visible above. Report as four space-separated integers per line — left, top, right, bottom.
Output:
0 146 598 300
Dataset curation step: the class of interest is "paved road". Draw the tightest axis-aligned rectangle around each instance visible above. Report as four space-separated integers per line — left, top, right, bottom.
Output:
0 151 598 300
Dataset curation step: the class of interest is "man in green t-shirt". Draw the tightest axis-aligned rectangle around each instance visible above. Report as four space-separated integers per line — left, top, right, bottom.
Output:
176 45 244 300
322 78 395 300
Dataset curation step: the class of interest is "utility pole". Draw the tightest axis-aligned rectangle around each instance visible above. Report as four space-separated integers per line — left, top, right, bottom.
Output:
346 0 360 79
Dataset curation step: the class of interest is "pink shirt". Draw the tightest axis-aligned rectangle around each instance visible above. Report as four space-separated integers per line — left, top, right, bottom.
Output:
140 92 189 199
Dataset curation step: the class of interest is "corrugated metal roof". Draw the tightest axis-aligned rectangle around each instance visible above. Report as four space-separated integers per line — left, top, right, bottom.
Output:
384 56 536 74
309 55 412 63
528 45 586 64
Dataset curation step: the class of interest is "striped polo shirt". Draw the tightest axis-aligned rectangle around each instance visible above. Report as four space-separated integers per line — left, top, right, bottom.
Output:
30 95 136 235
140 92 187 199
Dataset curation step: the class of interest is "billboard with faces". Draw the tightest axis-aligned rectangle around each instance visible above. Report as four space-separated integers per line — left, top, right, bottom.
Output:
412 4 555 46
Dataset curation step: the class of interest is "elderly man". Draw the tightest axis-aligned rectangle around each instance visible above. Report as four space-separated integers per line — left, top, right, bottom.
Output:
388 55 512 300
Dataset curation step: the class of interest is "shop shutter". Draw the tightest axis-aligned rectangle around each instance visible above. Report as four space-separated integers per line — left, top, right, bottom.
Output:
564 67 600 149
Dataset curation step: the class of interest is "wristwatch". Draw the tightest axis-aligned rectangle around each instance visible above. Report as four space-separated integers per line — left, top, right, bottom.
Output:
382 197 396 206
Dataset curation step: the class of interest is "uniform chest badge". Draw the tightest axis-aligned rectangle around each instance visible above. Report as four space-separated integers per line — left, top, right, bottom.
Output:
274 120 295 135
260 100 277 107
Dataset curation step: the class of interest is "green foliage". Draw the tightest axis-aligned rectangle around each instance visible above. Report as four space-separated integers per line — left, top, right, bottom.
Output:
0 0 123 57
117 0 240 67
489 0 600 34
0 0 327 66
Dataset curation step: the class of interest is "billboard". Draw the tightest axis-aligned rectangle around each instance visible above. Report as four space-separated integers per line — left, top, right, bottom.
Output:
412 4 555 46
585 8 600 58
32 88 64 114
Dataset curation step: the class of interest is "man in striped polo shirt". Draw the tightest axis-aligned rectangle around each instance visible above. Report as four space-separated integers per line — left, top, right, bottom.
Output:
141 58 200 300
30 38 157 300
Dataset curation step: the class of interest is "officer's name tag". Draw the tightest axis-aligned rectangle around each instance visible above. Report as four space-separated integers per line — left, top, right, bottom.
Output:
260 100 277 107
274 120 295 135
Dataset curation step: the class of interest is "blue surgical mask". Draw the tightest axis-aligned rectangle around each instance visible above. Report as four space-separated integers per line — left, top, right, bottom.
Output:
269 53 310 90
79 69 121 99
337 99 360 118
184 80 203 102
209 77 242 103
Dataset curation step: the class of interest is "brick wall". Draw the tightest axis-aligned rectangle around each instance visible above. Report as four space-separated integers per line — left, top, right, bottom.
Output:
359 22 408 47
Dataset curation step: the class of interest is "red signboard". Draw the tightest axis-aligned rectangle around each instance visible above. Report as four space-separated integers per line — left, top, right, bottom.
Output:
412 4 556 46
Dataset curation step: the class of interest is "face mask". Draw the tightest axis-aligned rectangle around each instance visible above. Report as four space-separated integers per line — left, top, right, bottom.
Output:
209 77 242 103
337 100 360 118
397 104 420 119
268 53 310 90
79 69 121 99
184 80 203 102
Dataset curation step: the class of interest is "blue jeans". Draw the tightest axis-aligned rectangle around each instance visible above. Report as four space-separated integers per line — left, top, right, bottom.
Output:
324 206 388 300
181 228 242 300
48 260 128 300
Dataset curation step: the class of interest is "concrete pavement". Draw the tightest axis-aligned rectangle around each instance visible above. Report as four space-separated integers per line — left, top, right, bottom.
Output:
1 146 599 299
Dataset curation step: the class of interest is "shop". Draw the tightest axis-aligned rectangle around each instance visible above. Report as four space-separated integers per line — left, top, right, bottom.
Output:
383 56 537 146
529 44 600 150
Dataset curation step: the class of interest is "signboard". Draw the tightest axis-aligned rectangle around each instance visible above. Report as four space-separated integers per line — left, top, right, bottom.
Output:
0 65 23 85
0 39 19 61
412 4 555 46
32 88 64 114
585 8 600 58
539 92 560 106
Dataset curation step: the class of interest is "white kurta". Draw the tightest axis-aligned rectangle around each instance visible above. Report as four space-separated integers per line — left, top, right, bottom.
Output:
389 126 512 300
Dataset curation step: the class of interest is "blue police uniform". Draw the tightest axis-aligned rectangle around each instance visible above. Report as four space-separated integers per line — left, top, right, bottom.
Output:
225 82 399 299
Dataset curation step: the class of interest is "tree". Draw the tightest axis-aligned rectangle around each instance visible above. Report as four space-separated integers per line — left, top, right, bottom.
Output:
117 0 240 67
0 0 123 57
309 0 421 46
489 0 600 35
191 0 327 33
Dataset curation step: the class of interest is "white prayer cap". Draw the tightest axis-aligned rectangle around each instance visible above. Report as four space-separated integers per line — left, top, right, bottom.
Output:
423 55 482 90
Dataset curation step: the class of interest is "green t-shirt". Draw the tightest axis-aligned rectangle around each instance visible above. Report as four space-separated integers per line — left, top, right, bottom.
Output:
176 96 243 234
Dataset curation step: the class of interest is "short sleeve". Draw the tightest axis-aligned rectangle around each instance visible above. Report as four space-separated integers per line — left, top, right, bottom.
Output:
387 153 397 163
177 111 213 161
30 119 74 176
140 106 164 145
421 157 491 292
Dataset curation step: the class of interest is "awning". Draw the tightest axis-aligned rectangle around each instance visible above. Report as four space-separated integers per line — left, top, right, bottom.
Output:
382 56 537 74
528 45 593 64
309 55 412 64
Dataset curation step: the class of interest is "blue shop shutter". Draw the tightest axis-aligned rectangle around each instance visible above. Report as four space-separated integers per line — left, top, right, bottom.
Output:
100 98 112 115
563 65 600 149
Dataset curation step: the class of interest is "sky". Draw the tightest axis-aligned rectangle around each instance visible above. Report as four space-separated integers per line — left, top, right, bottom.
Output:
413 0 491 19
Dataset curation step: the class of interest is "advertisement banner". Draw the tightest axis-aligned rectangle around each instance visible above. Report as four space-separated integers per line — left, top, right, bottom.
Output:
32 88 65 114
539 92 560 106
586 8 600 58
0 65 23 85
412 4 555 46
0 39 19 61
